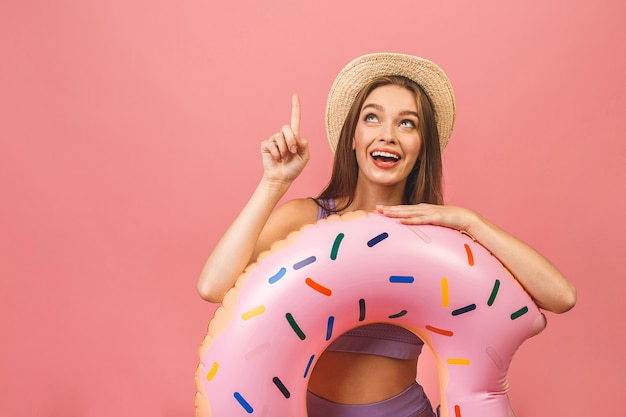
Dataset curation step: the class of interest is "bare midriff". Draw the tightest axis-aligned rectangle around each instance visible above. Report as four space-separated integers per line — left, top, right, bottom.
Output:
307 350 418 404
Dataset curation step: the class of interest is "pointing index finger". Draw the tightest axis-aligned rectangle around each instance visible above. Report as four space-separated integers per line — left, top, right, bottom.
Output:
291 93 301 137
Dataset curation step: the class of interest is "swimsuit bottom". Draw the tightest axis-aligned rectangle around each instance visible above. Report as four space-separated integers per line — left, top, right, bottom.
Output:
306 381 436 417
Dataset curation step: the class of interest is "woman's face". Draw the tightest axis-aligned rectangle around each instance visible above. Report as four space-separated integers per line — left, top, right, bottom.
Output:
353 84 422 189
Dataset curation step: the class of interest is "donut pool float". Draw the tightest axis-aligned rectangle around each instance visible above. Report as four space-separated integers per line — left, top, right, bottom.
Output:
194 212 546 417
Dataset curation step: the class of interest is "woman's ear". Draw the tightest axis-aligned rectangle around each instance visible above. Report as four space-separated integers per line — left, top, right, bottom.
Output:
351 137 355 150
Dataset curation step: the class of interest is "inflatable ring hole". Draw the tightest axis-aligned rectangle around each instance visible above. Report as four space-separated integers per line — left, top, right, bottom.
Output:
306 323 440 412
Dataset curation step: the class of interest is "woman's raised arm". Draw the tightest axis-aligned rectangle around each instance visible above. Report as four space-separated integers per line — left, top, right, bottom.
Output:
197 95 310 303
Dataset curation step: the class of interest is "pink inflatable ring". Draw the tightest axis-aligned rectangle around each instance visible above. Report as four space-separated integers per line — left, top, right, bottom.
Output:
195 212 546 417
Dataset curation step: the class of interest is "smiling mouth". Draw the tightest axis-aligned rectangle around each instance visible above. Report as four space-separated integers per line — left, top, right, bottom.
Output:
371 151 400 163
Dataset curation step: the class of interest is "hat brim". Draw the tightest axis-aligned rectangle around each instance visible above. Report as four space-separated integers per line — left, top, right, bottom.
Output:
325 53 456 153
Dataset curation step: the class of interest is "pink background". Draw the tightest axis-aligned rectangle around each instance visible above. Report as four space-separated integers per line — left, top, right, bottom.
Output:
1 1 624 416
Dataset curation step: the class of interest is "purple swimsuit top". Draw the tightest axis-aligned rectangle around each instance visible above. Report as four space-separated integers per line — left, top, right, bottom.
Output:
315 199 424 360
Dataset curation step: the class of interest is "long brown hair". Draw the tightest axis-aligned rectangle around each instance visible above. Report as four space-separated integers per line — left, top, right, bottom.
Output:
317 75 444 212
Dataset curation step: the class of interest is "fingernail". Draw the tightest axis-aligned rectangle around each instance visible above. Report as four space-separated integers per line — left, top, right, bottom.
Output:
290 145 297 153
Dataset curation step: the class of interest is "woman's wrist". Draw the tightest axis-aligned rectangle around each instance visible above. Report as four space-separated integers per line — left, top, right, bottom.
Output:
461 208 485 240
259 176 294 195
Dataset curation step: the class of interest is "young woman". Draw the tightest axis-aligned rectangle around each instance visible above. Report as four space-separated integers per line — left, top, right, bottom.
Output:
197 53 576 417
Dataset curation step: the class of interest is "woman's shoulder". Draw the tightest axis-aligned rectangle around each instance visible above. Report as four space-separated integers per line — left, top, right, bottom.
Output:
274 197 320 221
255 198 319 258
265 197 320 234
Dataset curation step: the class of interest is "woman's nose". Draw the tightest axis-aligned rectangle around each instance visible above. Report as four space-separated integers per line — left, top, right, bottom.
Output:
378 123 397 143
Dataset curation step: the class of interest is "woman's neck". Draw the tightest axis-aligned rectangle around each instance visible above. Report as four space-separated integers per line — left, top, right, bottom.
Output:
344 182 406 212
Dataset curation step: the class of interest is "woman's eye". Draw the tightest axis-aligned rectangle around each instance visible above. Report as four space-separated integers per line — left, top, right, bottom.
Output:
400 119 416 128
364 114 378 122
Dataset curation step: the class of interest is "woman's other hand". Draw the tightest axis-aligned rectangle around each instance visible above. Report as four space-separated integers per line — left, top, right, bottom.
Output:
376 203 476 233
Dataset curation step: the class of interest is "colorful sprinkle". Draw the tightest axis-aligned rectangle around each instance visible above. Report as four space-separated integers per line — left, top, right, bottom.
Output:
455 404 462 417
407 225 431 243
389 310 407 319
452 304 477 316
305 277 332 296
511 306 529 320
286 313 306 340
326 316 334 341
464 243 474 266
426 325 454 337
206 362 218 381
447 358 471 366
272 377 291 398
358 298 366 321
330 233 345 260
244 342 270 360
268 267 287 284
487 279 501 306
293 256 316 270
242 305 265 320
389 276 414 283
441 278 449 307
233 392 253 413
367 232 389 247
486 347 503 370
303 354 315 378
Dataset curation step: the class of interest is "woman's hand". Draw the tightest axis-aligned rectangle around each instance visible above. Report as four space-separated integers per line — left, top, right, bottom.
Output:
376 203 477 233
260 94 310 185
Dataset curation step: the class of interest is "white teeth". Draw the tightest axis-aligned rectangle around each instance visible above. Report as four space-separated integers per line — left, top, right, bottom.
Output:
371 151 399 160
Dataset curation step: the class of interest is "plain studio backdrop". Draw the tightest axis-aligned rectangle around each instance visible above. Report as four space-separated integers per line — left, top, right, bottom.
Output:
1 1 624 416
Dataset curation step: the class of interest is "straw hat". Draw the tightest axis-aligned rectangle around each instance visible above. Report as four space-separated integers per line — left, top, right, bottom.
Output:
325 53 456 153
